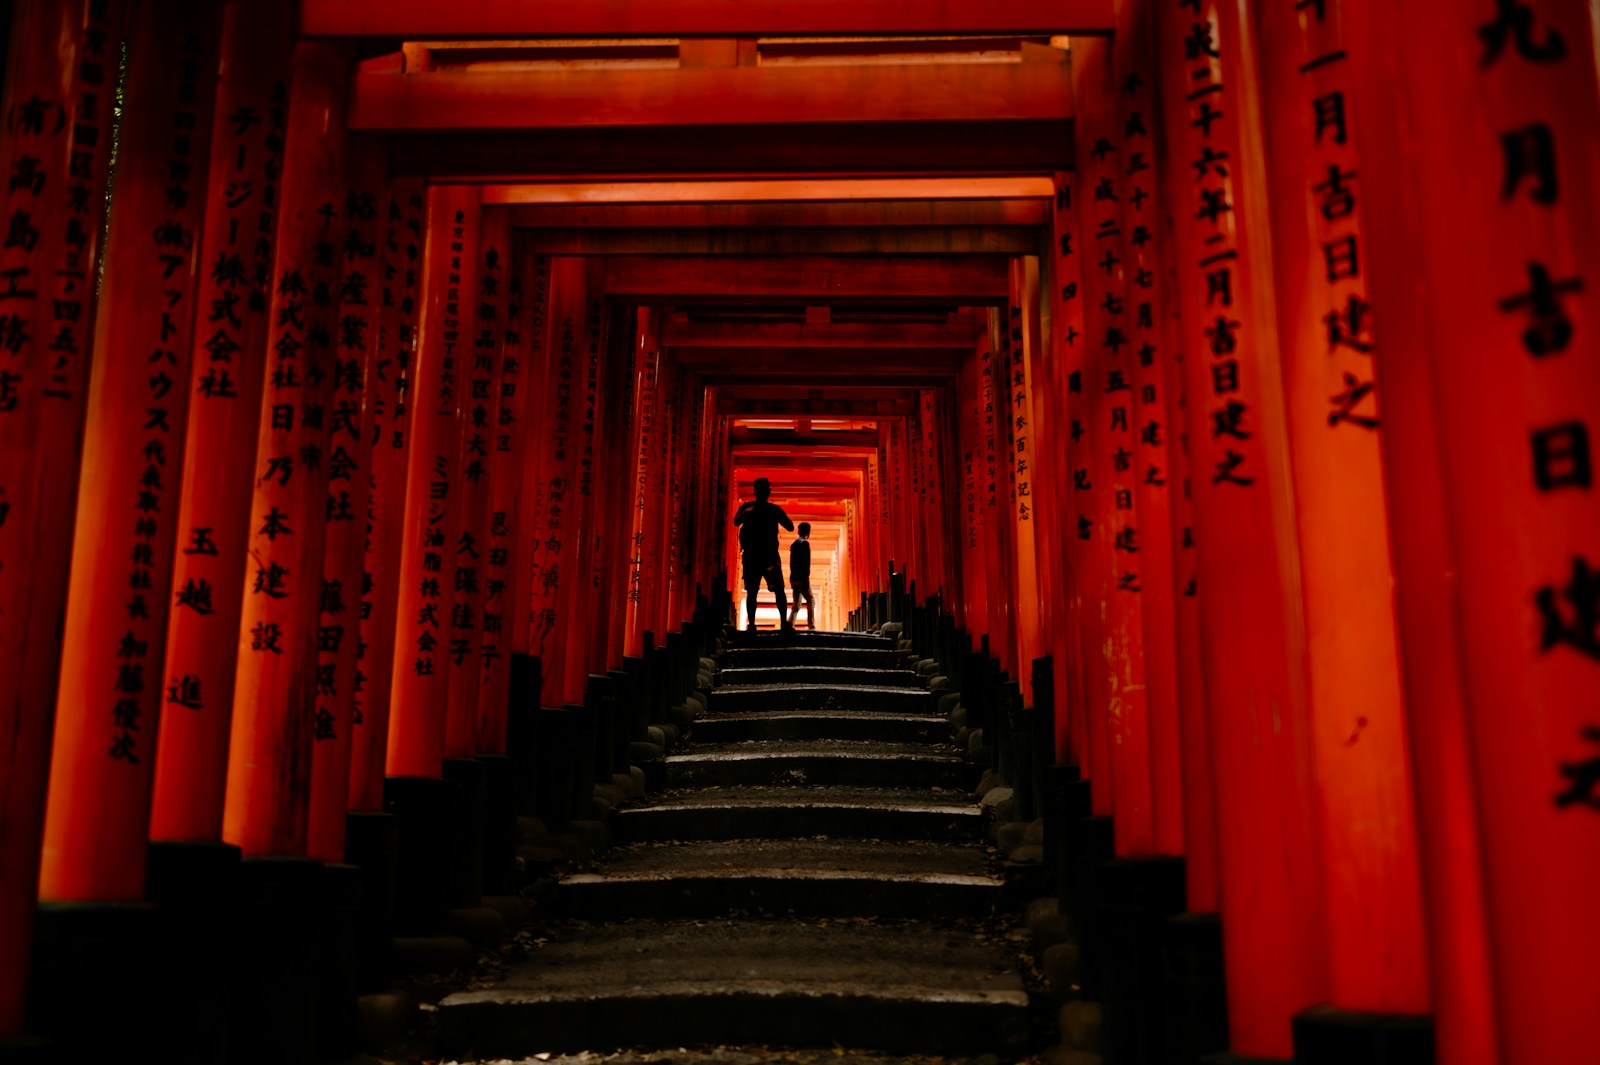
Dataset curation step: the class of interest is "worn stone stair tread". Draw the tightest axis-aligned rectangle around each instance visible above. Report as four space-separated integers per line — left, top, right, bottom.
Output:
558 839 1001 918
437 920 1029 1054
679 738 960 759
614 788 984 842
721 646 906 670
708 683 937 714
576 837 995 877
692 709 947 744
718 665 925 688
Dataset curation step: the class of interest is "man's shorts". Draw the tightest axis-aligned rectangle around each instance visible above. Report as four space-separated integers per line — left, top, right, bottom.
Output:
742 556 785 592
791 581 813 600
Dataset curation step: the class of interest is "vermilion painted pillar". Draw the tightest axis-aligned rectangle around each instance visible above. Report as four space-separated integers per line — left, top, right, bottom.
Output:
956 315 990 644
559 263 607 702
0 0 125 1031
442 208 502 760
305 135 386 863
1049 175 1095 771
150 0 292 846
596 313 636 665
478 239 542 754
348 179 423 811
660 366 689 636
1073 37 1153 840
1005 260 1045 704
624 311 663 655
1113 1 1187 858
38 0 221 898
526 258 588 700
1149 67 1220 913
220 39 350 858
385 185 476 779
506 250 551 664
1155 2 1330 1055
1344 1 1598 1060
1254 0 1430 1023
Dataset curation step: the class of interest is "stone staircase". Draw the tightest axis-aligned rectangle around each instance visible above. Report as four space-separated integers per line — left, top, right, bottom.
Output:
437 629 1030 1058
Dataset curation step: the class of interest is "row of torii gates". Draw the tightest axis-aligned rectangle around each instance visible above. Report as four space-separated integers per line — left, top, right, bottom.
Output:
1 1 1597 1063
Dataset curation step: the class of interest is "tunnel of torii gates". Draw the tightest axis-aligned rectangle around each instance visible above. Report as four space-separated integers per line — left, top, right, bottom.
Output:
0 0 1597 1062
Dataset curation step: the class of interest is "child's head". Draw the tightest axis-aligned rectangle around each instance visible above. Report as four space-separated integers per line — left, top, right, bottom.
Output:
798 522 810 538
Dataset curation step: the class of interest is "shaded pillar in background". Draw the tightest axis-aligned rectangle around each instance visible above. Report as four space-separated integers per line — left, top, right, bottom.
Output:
442 207 503 760
306 135 386 863
478 241 544 753
220 38 350 860
348 180 423 812
385 185 476 780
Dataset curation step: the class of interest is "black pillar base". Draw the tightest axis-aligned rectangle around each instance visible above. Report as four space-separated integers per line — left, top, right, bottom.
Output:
1292 1005 1434 1065
383 775 458 936
1163 912 1231 1064
0 1036 49 1064
1199 1054 1291 1065
344 810 398 993
1065 814 1115 997
478 754 518 896
442 757 487 909
27 901 159 1059
230 857 324 1065
1099 856 1187 1065
145 839 242 1065
316 863 363 1060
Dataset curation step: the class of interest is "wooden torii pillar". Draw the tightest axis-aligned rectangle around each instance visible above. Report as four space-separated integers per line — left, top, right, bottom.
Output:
0 0 126 1037
1346 1 1600 1061
149 0 293 859
37 0 220 903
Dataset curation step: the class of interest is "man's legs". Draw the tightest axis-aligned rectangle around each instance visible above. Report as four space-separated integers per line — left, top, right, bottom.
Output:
802 586 815 629
767 564 790 627
744 568 759 629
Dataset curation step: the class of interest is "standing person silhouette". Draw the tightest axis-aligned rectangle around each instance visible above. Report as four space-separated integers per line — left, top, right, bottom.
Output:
733 477 794 630
788 522 815 630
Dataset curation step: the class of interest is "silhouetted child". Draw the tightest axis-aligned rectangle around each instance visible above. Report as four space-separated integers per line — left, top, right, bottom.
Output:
787 523 815 630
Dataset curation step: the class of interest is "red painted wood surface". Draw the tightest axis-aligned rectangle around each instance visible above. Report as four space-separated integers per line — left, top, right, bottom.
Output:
1114 0 1185 859
150 0 293 846
558 261 608 703
386 185 476 778
0 0 126 1029
506 250 551 660
1155 3 1329 1053
348 179 423 810
1005 259 1044 705
299 0 1115 38
38 0 221 899
477 238 542 754
625 310 665 656
1253 0 1429 1017
1049 173 1094 771
306 135 386 862
221 40 351 859
525 257 589 701
1345 1 1599 1059
442 207 504 759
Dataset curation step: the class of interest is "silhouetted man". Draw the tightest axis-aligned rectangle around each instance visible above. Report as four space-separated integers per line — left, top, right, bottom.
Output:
788 522 815 630
734 477 793 630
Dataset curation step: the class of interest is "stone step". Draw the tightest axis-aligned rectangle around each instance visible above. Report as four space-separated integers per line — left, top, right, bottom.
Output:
615 786 984 842
718 665 924 688
693 709 947 745
709 683 935 715
731 631 895 650
558 839 1001 919
436 920 1029 1057
667 740 971 789
722 646 906 670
